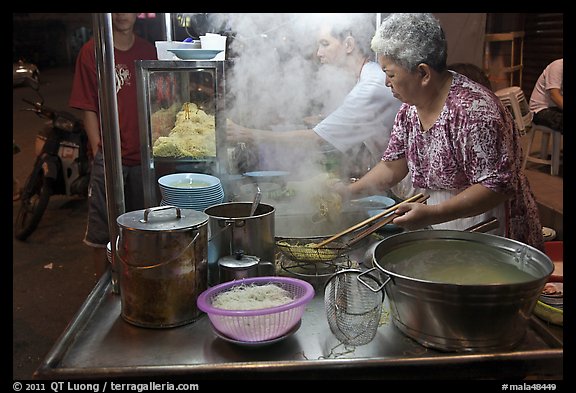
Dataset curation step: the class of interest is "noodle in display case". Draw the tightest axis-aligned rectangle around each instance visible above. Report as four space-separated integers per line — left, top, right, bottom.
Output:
135 60 228 207
152 102 216 158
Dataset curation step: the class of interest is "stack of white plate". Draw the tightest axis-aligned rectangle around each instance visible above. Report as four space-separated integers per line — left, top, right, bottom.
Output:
158 173 224 211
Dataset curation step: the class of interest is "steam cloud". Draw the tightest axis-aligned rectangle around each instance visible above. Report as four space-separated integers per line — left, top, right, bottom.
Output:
204 14 382 233
208 13 378 177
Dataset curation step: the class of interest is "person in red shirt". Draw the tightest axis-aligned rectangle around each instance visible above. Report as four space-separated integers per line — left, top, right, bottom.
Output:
69 13 157 276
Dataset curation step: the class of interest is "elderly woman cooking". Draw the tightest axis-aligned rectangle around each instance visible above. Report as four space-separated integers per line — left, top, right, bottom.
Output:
335 13 544 251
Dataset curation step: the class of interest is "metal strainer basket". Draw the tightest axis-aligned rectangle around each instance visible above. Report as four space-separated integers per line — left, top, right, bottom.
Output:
275 237 349 263
324 269 385 346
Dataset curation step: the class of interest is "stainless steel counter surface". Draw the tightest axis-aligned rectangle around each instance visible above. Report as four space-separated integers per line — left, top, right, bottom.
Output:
35 270 563 380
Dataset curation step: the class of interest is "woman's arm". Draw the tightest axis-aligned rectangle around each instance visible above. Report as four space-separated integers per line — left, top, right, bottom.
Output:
336 158 408 200
393 183 510 230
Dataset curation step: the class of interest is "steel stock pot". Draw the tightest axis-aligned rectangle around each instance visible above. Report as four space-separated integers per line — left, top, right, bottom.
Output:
205 202 275 286
369 229 553 352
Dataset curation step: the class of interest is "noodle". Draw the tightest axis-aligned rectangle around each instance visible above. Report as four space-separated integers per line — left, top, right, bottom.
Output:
152 102 216 158
212 283 294 310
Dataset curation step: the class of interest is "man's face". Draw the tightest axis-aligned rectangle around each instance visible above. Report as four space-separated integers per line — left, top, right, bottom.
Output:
112 13 138 34
316 24 347 67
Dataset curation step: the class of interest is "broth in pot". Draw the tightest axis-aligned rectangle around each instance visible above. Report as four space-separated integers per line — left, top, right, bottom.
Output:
371 229 554 352
380 239 537 285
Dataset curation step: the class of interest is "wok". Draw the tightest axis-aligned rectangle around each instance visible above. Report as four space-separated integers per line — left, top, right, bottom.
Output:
274 193 427 263
274 209 373 263
243 171 290 184
275 209 369 239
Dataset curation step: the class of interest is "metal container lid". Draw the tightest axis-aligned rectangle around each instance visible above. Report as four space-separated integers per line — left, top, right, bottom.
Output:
117 206 208 232
218 252 260 269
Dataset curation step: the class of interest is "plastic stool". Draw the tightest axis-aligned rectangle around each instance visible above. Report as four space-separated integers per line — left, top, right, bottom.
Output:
495 87 532 136
522 125 562 176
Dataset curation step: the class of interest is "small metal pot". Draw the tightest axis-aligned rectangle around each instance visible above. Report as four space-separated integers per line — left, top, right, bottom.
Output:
218 252 276 284
218 252 260 283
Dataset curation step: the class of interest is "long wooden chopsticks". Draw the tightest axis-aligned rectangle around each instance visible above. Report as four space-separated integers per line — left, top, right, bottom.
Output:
311 193 426 249
345 194 430 247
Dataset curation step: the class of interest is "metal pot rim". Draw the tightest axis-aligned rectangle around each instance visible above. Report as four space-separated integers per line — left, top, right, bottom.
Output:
205 201 275 220
117 206 208 232
372 229 553 287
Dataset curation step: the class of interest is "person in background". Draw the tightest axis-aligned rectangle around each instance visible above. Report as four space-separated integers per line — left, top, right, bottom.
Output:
69 13 157 276
529 58 563 134
227 15 402 181
448 62 492 91
334 13 543 251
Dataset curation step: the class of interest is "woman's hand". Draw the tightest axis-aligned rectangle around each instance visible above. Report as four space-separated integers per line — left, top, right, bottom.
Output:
392 202 435 230
392 184 509 230
329 180 352 203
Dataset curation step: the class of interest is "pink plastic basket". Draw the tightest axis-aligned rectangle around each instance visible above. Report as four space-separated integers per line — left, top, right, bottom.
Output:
197 276 315 342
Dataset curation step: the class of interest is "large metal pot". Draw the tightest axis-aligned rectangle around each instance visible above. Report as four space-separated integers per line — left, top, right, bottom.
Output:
116 206 208 328
205 202 275 285
371 230 553 352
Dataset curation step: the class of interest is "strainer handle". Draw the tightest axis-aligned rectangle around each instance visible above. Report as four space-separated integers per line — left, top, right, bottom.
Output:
357 268 390 292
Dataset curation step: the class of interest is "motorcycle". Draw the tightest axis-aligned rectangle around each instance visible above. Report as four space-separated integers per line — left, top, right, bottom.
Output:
13 59 40 87
14 76 91 241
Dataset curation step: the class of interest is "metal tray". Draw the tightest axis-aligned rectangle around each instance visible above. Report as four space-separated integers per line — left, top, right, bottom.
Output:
35 270 563 380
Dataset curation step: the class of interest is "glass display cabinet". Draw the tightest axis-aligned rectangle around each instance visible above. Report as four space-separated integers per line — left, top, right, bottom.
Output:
135 59 229 207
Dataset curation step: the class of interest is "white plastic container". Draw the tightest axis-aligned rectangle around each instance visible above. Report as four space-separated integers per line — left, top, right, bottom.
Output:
199 34 227 60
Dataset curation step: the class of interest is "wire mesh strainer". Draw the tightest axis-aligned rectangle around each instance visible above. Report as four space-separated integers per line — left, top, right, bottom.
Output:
276 237 349 263
324 269 385 346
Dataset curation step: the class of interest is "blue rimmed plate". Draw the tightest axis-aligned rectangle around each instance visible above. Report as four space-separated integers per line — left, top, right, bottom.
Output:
168 49 223 60
243 171 290 178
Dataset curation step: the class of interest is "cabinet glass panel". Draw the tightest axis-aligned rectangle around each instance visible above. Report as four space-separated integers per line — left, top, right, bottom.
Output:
148 68 217 160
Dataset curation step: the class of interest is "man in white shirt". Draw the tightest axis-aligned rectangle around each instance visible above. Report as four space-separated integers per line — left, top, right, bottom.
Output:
227 15 401 180
529 58 563 134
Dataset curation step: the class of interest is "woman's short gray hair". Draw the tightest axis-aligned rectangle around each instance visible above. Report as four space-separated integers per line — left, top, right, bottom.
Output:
371 13 447 72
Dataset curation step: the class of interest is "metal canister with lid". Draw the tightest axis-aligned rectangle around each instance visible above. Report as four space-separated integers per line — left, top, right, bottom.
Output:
218 251 260 283
116 206 208 328
217 250 277 284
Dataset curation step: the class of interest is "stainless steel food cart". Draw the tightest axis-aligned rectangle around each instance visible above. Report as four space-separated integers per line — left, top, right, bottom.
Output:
33 13 562 381
34 268 562 380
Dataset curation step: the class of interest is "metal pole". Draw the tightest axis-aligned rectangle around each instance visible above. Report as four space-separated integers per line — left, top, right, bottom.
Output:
92 13 125 294
163 13 173 40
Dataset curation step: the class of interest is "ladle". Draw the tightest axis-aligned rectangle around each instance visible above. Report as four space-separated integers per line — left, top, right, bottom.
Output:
249 186 262 216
